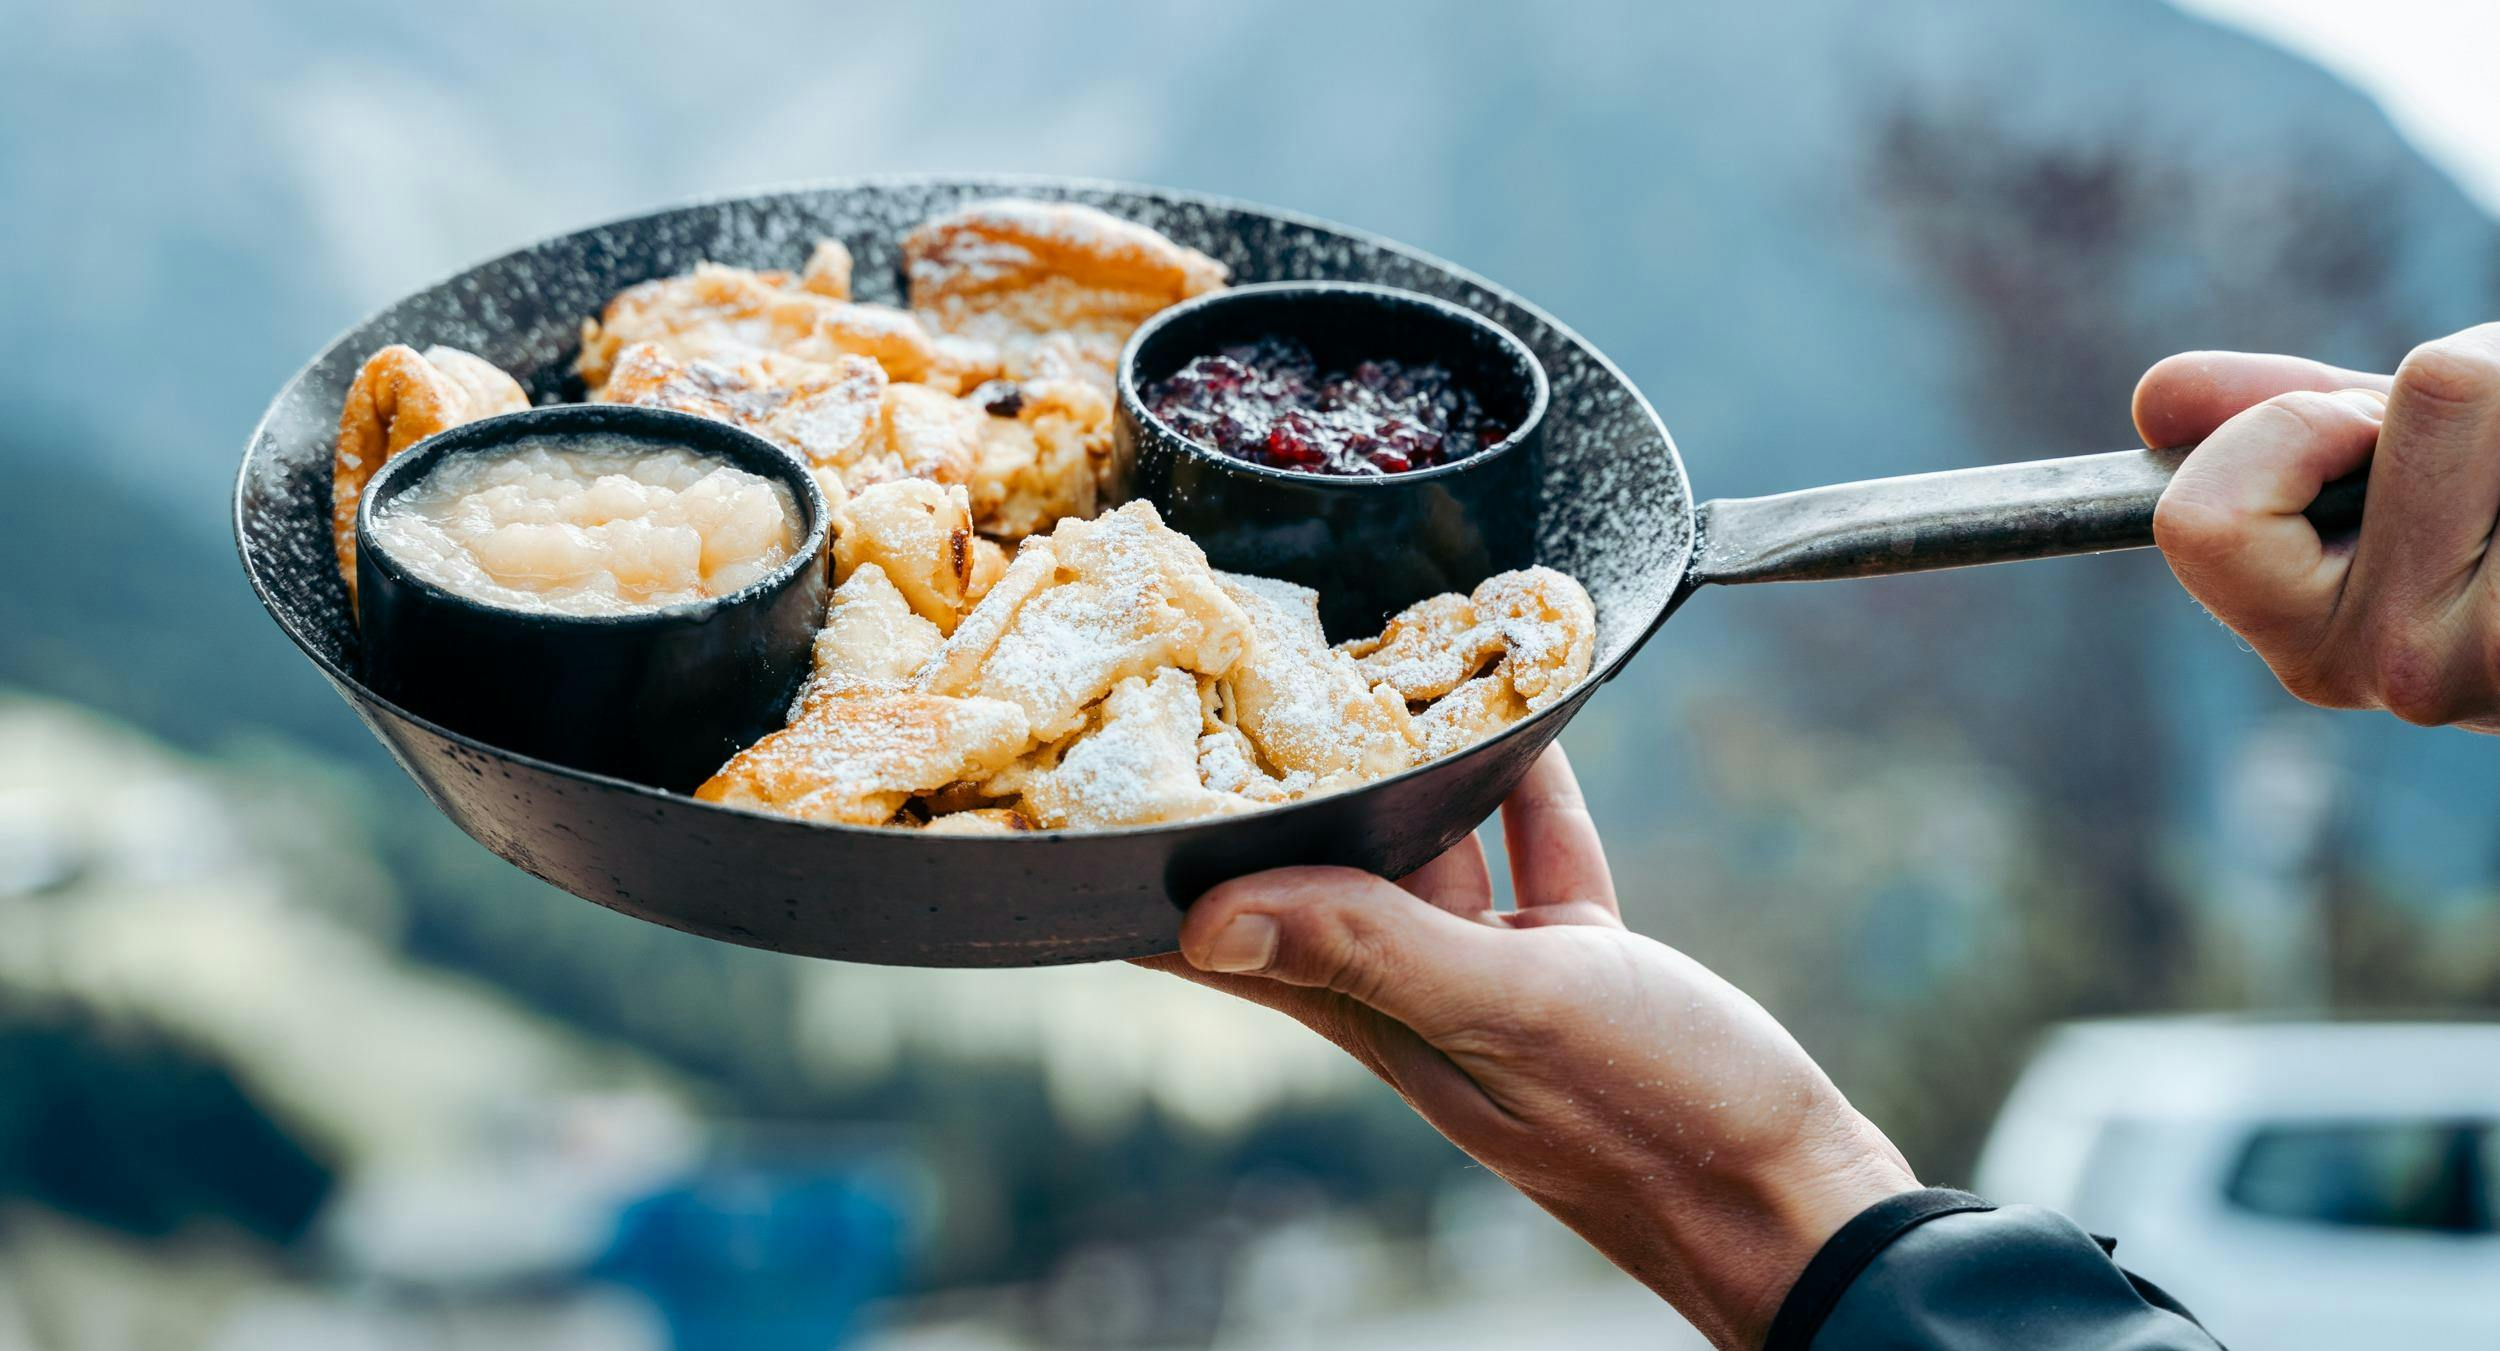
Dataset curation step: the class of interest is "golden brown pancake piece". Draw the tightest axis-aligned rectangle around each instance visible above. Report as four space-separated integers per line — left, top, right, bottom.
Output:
332 343 527 601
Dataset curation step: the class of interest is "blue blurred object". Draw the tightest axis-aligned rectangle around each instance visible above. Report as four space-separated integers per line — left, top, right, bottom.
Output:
593 1159 905 1351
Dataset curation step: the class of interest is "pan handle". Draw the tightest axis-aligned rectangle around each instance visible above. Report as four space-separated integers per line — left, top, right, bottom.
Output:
1686 446 2366 588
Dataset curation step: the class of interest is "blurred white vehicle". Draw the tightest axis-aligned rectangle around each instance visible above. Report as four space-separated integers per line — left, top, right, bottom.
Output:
1974 1018 2500 1350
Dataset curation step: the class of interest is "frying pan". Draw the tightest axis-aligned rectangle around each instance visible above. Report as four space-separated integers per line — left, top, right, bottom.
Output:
234 176 2360 967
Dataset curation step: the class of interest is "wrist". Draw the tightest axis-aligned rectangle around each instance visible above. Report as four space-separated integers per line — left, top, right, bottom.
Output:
1613 1105 1917 1349
1723 1111 1919 1344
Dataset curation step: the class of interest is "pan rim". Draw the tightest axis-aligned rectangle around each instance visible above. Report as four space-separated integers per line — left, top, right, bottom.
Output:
233 172 1693 843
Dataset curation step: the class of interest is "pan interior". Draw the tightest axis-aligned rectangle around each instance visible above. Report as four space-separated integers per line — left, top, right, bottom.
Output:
237 179 1692 771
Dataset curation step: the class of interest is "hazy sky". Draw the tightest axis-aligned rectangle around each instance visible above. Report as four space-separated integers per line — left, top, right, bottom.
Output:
2181 0 2500 215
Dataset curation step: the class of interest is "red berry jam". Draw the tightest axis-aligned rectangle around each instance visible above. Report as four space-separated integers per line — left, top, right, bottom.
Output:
1143 336 1510 476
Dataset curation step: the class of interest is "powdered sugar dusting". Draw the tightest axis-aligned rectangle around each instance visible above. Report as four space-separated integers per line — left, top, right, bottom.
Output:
1197 725 1308 801
1010 669 1252 829
951 503 1248 741
1216 571 1415 781
239 177 1688 756
703 688 1030 826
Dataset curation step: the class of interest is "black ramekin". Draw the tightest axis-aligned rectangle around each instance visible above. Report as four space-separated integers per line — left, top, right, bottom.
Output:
355 404 831 792
1114 281 1549 639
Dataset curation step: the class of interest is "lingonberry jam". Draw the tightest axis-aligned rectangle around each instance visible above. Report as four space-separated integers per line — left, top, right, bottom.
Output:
1142 336 1510 475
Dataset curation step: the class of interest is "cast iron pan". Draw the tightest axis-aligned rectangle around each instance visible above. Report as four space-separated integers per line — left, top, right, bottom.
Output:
234 176 2363 967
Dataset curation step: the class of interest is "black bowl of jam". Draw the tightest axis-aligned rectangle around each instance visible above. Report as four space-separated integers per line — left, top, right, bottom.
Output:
1115 282 1548 639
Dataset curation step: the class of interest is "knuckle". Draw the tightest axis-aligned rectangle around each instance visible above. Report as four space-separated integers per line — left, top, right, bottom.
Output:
2275 659 2364 712
2395 333 2500 413
2369 628 2464 726
2250 389 2361 442
2151 484 2251 576
1306 908 1405 1006
2298 672 2379 713
2379 689 2456 729
2150 487 2232 558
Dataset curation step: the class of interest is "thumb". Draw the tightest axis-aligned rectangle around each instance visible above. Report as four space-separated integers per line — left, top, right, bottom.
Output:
1179 865 1506 1041
2155 388 2385 665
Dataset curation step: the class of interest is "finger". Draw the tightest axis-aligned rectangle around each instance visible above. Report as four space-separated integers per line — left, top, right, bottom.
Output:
1176 865 1509 1041
2134 351 2391 449
2350 325 2500 611
1397 832 1496 919
1499 747 1621 924
1133 953 1396 1074
1133 952 1323 1018
2154 388 2385 677
1135 951 1499 1124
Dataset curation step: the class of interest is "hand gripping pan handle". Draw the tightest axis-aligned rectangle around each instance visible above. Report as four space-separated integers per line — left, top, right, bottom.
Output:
1687 446 2367 588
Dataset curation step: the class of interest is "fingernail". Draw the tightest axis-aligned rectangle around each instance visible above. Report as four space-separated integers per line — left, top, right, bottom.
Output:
1201 915 1279 973
2337 387 2388 415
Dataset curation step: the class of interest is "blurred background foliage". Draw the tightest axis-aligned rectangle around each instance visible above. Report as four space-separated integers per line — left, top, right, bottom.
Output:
3 0 2496 1346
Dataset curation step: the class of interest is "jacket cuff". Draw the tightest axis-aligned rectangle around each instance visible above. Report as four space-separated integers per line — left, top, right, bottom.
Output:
1761 1186 1993 1351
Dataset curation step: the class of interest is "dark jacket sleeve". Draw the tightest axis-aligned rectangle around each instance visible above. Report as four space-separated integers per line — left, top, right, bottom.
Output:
1763 1188 2223 1351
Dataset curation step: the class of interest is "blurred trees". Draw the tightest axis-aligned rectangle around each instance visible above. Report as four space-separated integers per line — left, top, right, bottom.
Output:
382 830 1465 1291
0 1010 331 1246
1865 92 2416 1007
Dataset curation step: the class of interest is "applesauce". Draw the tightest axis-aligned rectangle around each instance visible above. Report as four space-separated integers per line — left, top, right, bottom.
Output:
369 439 802 615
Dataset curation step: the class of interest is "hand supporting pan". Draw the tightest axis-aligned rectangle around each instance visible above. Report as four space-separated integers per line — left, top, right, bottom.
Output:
234 178 2365 968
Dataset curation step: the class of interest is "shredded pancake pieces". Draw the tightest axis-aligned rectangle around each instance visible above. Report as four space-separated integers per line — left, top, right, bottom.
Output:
710 501 1594 831
918 503 1252 743
333 343 528 602
1348 567 1599 758
903 197 1230 376
1215 573 1418 787
697 688 1033 827
334 198 1598 832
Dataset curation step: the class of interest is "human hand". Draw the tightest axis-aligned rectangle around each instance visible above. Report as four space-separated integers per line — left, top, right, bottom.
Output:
1139 749 1917 1349
2137 325 2500 732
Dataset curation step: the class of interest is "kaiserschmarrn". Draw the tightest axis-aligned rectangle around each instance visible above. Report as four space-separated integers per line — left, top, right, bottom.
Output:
330 198 1596 831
